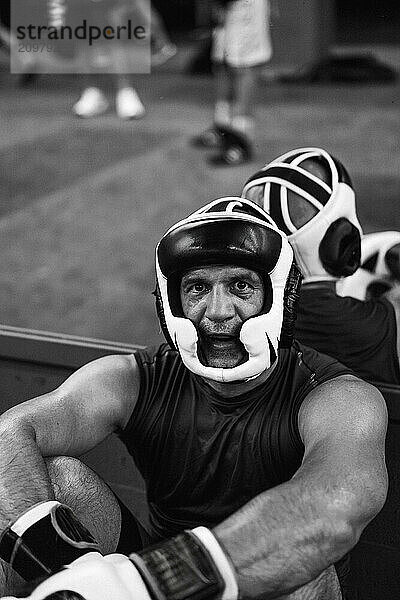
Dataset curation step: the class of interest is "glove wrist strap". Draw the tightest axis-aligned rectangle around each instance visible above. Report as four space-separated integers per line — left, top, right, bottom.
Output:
130 527 238 600
191 527 239 600
0 501 101 581
130 529 228 600
8 500 60 536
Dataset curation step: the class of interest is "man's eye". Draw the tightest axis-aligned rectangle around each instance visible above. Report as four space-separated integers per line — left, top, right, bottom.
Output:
233 281 251 292
188 283 206 294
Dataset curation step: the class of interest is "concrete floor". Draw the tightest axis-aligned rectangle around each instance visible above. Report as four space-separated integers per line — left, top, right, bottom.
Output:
0 43 399 346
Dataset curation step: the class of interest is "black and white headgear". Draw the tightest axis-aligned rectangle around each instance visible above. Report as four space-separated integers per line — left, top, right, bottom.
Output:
242 148 363 283
155 197 301 382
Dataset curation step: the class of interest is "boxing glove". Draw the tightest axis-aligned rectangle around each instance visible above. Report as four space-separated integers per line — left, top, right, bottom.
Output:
0 501 101 581
1 527 239 600
337 231 400 300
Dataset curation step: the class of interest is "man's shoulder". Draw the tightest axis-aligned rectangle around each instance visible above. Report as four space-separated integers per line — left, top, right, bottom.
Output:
288 340 354 382
299 372 387 434
78 352 137 377
60 353 140 398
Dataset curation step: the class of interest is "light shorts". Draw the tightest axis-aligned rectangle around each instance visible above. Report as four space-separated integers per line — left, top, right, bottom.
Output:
212 0 272 68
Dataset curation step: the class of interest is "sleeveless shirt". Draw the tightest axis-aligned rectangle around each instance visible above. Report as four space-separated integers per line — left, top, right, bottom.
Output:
119 341 352 540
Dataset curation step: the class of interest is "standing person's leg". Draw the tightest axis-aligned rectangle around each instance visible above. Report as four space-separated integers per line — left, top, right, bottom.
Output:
71 1 108 117
213 62 234 129
110 2 145 119
191 1 235 149
206 63 257 166
192 61 234 148
208 0 272 165
230 64 260 143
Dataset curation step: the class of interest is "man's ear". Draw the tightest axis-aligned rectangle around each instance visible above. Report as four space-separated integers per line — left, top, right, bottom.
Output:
152 284 176 350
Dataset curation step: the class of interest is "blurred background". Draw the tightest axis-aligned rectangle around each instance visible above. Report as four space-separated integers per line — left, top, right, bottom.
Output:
0 0 399 348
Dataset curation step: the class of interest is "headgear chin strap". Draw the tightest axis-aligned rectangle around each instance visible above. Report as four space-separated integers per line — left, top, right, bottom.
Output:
242 147 363 283
155 198 298 382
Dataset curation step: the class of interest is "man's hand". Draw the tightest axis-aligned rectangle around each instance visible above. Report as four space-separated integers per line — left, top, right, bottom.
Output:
1 528 238 600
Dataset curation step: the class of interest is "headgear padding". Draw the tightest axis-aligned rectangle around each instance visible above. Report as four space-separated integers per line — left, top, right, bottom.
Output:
155 198 301 382
242 147 363 283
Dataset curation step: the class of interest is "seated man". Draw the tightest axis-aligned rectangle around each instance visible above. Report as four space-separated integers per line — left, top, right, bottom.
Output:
0 199 387 600
242 147 400 385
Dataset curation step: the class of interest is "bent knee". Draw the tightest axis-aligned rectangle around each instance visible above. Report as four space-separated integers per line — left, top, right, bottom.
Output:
45 456 87 490
45 455 107 505
45 456 121 552
45 455 83 472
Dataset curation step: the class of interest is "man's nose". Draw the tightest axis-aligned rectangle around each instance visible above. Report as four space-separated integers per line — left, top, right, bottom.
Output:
205 286 235 321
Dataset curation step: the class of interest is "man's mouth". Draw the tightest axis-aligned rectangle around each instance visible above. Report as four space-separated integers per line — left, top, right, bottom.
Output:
197 330 247 368
205 334 238 347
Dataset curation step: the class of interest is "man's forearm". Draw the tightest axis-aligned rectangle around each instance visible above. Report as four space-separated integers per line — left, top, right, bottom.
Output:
213 475 356 599
0 417 54 530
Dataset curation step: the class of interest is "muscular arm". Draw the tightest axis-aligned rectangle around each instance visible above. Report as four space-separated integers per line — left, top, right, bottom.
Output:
0 353 140 530
213 375 388 599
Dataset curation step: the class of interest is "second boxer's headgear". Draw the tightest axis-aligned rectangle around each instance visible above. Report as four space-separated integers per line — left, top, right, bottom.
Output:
242 148 363 283
155 198 301 383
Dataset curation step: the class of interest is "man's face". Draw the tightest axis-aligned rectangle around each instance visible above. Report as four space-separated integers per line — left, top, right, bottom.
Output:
180 265 264 369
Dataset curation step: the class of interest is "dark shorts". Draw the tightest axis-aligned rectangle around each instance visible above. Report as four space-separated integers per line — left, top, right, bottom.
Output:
335 553 354 600
115 496 154 554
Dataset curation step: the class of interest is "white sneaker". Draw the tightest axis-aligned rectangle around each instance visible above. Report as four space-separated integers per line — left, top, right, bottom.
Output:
116 87 145 120
73 87 109 117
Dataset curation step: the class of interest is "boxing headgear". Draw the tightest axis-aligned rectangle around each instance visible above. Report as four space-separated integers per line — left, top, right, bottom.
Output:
155 198 301 382
338 231 400 300
241 147 363 283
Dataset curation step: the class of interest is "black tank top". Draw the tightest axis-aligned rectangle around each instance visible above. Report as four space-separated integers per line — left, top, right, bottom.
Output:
295 284 400 385
119 341 352 540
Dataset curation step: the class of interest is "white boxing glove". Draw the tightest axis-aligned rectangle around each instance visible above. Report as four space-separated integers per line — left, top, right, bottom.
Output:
338 231 400 300
1 527 239 600
0 552 149 600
